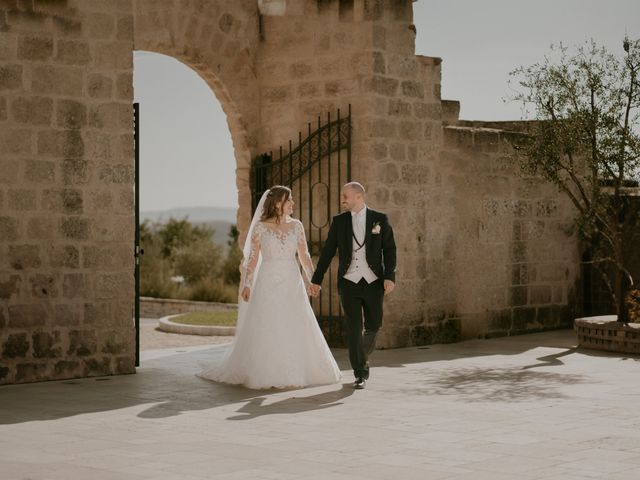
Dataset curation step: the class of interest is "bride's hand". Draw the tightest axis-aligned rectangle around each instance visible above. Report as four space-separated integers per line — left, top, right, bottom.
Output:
241 287 250 302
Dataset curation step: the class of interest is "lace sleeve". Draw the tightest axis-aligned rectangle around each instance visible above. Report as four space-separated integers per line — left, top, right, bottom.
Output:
295 220 314 283
243 224 262 289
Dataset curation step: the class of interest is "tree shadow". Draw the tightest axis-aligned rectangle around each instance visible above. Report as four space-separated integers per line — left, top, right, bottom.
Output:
226 383 355 421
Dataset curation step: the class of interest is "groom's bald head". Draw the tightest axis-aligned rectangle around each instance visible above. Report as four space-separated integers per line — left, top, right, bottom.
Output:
343 182 365 195
341 182 366 212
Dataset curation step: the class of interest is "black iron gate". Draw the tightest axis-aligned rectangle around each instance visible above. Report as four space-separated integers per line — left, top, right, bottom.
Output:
251 106 352 346
133 102 141 366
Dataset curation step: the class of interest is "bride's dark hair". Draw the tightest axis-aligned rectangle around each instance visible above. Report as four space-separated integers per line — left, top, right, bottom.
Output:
260 185 292 223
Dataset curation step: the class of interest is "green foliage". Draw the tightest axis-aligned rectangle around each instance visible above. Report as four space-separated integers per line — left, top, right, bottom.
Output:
222 225 242 285
140 219 241 303
509 38 640 321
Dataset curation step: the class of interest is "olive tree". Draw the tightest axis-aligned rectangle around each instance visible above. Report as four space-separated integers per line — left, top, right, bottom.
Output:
509 38 640 322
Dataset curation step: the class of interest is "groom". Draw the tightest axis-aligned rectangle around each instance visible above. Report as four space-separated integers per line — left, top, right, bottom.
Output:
310 182 397 389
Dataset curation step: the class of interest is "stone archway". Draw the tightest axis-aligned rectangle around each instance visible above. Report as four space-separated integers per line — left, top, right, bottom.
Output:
133 0 261 232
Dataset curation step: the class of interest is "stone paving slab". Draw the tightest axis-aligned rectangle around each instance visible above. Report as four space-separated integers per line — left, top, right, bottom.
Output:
1 329 640 479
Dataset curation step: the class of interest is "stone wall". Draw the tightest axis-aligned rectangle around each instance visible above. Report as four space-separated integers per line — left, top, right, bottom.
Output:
438 122 580 340
1 0 136 384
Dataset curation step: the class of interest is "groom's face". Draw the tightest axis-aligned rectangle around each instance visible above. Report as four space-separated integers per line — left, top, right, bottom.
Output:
341 187 362 212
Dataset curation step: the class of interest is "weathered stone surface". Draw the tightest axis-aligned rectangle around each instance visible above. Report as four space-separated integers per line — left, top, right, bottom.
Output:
0 128 32 155
62 159 91 184
11 96 53 125
25 159 55 183
62 273 89 298
8 303 47 328
85 13 116 39
60 216 90 240
0 64 22 90
84 302 111 325
53 303 81 326
89 102 131 129
42 188 84 214
56 39 91 65
29 274 59 298
0 96 6 120
56 99 87 129
8 189 37 211
32 65 83 95
68 330 97 357
87 74 114 99
0 274 21 299
15 363 48 383
37 130 84 158
0 216 19 241
17 35 53 60
48 245 80 268
32 331 62 358
9 245 41 269
115 72 132 99
2 333 30 358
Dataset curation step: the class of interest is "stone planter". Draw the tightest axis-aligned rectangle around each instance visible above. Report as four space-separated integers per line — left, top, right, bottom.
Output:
158 315 236 336
574 315 640 354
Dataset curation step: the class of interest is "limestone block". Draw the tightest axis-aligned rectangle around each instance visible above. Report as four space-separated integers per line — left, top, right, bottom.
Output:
95 272 132 300
55 99 87 129
88 190 113 212
388 98 411 117
67 330 97 357
94 41 132 70
8 188 36 211
400 80 423 99
56 39 91 65
37 129 84 158
2 333 30 358
115 72 132 99
42 188 84 214
388 143 405 162
116 15 134 41
89 102 132 130
0 159 20 184
28 273 59 299
62 159 91 184
82 244 131 269
297 82 322 99
0 274 21 299
0 96 6 120
59 216 90 240
0 128 32 155
84 302 111 325
26 217 57 240
363 75 398 97
32 65 83 95
87 73 114 99
8 303 47 328
48 245 80 269
0 34 17 61
0 216 19 241
54 360 80 377
0 64 23 90
62 273 90 299
398 120 421 141
85 13 116 39
32 331 62 358
97 163 133 184
53 303 82 326
9 245 41 269
17 35 54 61
25 159 55 183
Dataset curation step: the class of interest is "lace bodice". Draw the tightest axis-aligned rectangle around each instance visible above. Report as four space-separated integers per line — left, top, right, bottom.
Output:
243 219 314 288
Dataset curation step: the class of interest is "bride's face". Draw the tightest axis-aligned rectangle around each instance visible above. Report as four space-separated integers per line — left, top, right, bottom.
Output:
278 196 294 216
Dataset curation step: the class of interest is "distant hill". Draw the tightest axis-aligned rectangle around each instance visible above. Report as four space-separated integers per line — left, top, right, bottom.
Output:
141 206 237 247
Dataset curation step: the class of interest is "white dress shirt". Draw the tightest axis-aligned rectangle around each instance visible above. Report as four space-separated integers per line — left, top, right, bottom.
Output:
344 206 378 284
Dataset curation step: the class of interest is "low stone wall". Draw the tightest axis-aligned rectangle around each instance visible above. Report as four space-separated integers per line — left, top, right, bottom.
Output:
140 297 237 319
575 316 640 354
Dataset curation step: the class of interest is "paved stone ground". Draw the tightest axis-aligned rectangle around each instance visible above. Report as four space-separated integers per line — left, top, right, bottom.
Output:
140 318 231 350
2 329 640 480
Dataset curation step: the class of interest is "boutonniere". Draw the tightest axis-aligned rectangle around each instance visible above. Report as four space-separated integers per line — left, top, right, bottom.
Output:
371 222 381 234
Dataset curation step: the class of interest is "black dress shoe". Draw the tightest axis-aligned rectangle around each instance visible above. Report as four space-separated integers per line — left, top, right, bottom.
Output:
354 377 365 389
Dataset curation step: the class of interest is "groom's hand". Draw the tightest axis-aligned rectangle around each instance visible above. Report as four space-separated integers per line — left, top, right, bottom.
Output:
241 287 250 302
308 283 321 297
384 280 395 296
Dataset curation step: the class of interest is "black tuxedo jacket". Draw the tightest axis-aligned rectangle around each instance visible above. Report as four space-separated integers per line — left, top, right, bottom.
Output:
311 208 397 286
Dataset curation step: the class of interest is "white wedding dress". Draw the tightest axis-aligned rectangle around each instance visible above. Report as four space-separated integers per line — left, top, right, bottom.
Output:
198 218 342 389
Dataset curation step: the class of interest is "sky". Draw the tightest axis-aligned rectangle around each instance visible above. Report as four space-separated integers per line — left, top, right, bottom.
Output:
133 0 640 211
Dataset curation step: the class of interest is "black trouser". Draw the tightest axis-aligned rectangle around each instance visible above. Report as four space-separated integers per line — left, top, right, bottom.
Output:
339 278 384 379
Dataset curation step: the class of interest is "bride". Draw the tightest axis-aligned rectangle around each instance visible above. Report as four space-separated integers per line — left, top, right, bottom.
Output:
198 186 342 389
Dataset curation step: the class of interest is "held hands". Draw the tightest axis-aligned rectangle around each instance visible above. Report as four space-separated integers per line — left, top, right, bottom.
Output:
384 279 395 296
241 286 250 302
307 283 321 297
